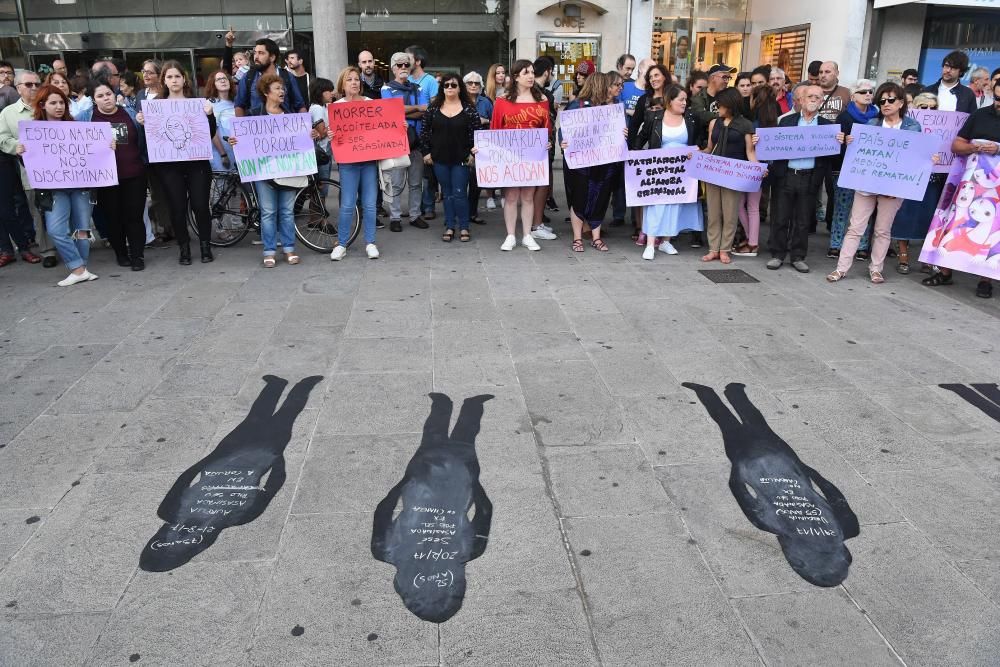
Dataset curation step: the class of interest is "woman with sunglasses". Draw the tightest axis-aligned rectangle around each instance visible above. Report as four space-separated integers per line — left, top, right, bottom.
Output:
828 82 922 284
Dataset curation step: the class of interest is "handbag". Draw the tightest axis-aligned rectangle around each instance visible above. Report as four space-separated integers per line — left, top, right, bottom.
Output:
270 175 309 189
378 153 411 171
315 146 331 166
34 190 53 212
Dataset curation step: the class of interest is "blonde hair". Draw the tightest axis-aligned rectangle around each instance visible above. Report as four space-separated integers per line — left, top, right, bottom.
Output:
486 63 505 101
335 66 362 98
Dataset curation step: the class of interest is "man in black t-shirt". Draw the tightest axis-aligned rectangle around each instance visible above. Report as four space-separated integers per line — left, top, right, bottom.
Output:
284 49 310 106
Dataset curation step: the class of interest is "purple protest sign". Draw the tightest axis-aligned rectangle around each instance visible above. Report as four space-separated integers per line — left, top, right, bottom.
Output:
624 147 698 206
837 124 939 200
906 109 969 174
688 152 766 193
19 120 118 189
230 113 317 183
560 102 627 169
141 98 213 163
754 124 841 161
474 129 549 188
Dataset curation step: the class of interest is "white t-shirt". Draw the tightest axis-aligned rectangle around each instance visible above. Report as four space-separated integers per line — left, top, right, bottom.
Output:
937 81 959 112
310 103 330 151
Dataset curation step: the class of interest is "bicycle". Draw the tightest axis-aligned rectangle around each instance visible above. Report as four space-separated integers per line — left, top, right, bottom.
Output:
189 171 361 253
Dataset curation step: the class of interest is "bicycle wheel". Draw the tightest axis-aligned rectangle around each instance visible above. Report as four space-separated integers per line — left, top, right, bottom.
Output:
293 179 361 253
189 172 253 247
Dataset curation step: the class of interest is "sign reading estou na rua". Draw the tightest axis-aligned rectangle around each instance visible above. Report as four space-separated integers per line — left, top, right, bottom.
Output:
559 102 628 169
18 120 118 188
229 113 317 183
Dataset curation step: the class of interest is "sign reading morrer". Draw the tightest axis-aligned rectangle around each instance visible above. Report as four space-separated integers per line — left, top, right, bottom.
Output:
230 113 317 183
473 129 549 188
559 102 628 169
753 124 841 161
18 120 118 188
140 98 213 163
689 152 766 193
327 97 409 163
624 147 698 206
837 123 939 200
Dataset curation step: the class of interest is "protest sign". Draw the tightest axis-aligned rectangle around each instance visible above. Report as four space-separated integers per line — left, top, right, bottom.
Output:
688 152 766 193
559 102 627 169
624 147 698 206
906 109 969 174
230 113 317 183
19 120 118 189
141 98 212 163
754 124 841 161
473 129 548 188
328 97 408 164
837 124 939 200
919 153 1000 281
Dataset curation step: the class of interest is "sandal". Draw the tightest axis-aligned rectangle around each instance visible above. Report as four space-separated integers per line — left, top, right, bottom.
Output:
263 256 276 268
634 232 647 246
591 238 609 252
870 270 884 284
700 251 720 262
826 270 847 282
442 229 454 242
921 271 953 287
719 251 732 265
285 253 300 265
459 230 471 242
571 239 585 253
896 251 910 275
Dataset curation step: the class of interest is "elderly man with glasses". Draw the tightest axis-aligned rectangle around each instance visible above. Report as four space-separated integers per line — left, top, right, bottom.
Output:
0 70 44 266
380 52 430 232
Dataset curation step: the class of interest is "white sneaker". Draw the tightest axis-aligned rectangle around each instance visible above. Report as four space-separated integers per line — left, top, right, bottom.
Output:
366 243 380 259
659 241 678 255
57 270 98 287
499 197 506 209
500 234 517 251
531 226 557 240
642 246 655 260
486 197 496 210
521 235 541 251
330 245 347 261
539 223 555 233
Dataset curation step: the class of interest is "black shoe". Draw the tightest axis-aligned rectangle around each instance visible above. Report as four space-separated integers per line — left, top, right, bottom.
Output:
179 243 192 265
976 280 993 299
390 220 402 232
42 255 59 269
546 197 559 212
116 254 131 267
689 234 702 249
422 211 436 221
410 218 429 229
611 218 625 227
200 241 214 263
825 248 840 258
855 250 869 261
375 220 386 229
131 257 145 271
886 246 897 258
541 213 550 223
470 216 486 225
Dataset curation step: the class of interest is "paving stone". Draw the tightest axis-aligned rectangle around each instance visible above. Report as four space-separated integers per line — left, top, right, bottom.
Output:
0 612 109 667
313 371 433 435
283 295 354 327
0 509 45 569
47 355 176 414
954 558 1000 605
494 297 573 333
433 320 516 388
154 281 240 318
334 336 433 375
152 361 251 399
345 299 432 339
109 317 210 358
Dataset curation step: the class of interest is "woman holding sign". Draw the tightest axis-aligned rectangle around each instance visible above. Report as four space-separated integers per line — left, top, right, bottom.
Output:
490 60 552 251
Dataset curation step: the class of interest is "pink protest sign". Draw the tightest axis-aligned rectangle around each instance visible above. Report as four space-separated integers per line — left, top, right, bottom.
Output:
559 103 627 169
18 120 118 189
688 152 766 193
906 109 969 174
624 147 698 206
837 124 938 200
473 129 549 188
141 98 213 163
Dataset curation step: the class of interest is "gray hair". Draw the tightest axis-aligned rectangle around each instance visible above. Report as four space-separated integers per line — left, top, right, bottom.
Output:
14 69 38 85
971 67 990 80
390 52 411 67
769 67 785 80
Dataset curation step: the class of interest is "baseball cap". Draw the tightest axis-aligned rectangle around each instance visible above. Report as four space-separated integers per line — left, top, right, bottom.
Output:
707 64 737 76
577 60 596 76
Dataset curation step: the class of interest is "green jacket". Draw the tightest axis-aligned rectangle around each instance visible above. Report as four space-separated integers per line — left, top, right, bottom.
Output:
689 89 718 147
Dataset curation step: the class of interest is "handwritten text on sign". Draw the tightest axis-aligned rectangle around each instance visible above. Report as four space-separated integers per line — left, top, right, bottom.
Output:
837 124 938 200
624 147 698 206
688 152 766 193
230 113 317 183
328 97 408 164
141 98 212 163
473 129 548 188
19 121 118 188
560 103 627 169
906 109 969 174
754 124 841 161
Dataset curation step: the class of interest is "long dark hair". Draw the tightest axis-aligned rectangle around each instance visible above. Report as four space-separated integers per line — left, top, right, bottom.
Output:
645 64 671 96
431 73 472 108
504 59 543 103
874 81 908 118
750 84 778 128
160 59 194 98
714 87 744 118
310 77 335 105
684 70 708 97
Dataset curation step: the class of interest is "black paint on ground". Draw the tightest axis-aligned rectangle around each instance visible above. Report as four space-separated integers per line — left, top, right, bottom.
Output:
939 383 1000 423
697 269 760 284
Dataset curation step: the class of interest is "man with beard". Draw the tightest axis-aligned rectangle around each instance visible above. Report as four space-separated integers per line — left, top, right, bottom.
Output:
284 49 310 106
923 50 976 113
765 85 834 273
234 38 307 116
358 50 383 99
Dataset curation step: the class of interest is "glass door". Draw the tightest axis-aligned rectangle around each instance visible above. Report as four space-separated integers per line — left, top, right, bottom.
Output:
123 50 196 82
537 33 602 102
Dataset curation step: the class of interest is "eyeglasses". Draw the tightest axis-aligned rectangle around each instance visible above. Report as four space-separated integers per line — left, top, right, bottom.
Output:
916 104 934 109
215 78 229 83
18 82 39 88
393 63 411 69
142 70 157 75
855 90 873 95
878 97 898 105
443 82 459 89
466 81 482 86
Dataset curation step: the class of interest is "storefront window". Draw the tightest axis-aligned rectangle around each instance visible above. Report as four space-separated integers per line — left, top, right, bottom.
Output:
537 33 601 99
652 0 748 84
918 6 1000 85
760 26 809 84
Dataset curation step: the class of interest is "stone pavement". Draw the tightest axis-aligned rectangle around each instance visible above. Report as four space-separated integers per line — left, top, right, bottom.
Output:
0 190 998 666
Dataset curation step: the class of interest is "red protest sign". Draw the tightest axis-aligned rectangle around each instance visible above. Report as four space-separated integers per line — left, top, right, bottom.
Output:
327 97 409 164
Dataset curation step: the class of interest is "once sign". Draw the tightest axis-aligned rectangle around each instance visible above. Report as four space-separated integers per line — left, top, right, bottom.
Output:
688 151 766 193
907 109 969 174
754 125 841 161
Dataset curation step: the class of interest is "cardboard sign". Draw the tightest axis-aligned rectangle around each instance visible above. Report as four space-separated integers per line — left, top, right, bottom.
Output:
906 109 969 174
473 129 549 188
688 152 766 193
754 124 841 161
230 113 317 183
141 98 212 163
919 153 1000 281
19 120 118 189
559 102 628 169
837 124 938 200
328 98 409 164
624 147 698 206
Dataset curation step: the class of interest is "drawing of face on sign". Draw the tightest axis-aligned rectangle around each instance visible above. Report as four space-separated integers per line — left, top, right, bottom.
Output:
965 196 1000 239
139 375 322 572
162 115 192 150
683 383 860 587
971 157 1000 190
372 393 494 623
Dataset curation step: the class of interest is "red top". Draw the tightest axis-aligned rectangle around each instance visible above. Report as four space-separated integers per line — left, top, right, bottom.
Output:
490 97 551 131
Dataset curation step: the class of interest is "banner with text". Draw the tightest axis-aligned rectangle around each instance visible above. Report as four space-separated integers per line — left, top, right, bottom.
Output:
754 124 841 161
328 97 408 164
919 153 1000 281
560 102 627 169
19 120 118 189
906 109 969 174
837 124 938 200
688 152 766 193
624 147 698 206
230 113 317 183
473 129 549 188
141 98 212 163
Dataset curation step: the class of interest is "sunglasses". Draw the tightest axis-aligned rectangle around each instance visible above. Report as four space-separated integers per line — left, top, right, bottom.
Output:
878 97 898 105
19 82 39 88
393 63 410 68
855 89 873 95
467 81 482 86
443 82 459 89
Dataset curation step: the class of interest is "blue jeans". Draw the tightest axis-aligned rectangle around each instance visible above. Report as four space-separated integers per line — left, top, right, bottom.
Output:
338 161 377 246
254 180 296 256
45 189 94 270
433 162 470 230
318 159 332 198
421 164 437 214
